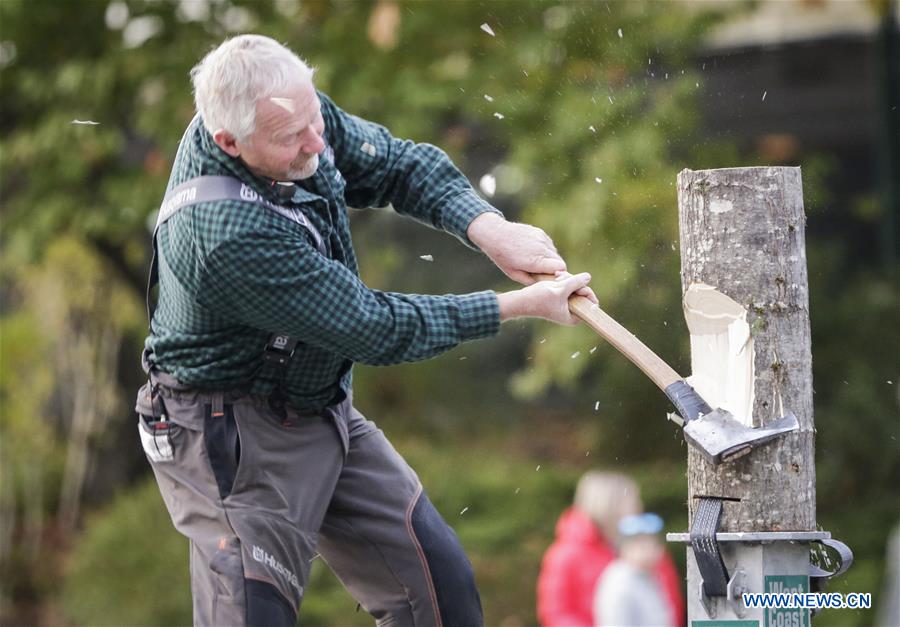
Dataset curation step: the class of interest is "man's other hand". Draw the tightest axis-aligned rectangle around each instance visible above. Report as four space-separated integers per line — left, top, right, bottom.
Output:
497 272 597 326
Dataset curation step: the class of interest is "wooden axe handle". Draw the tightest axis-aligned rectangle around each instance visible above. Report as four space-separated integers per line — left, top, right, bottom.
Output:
534 274 682 391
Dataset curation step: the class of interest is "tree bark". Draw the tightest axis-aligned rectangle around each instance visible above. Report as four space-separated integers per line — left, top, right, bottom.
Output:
677 167 816 532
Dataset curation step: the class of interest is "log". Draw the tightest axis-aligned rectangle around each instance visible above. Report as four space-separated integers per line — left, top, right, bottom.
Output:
677 166 815 532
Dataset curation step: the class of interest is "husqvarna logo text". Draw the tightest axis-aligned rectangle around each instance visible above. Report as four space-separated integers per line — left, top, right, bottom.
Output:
159 186 197 217
252 545 302 593
240 184 259 202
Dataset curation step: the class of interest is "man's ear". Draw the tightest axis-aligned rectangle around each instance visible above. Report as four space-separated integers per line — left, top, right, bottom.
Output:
213 129 242 157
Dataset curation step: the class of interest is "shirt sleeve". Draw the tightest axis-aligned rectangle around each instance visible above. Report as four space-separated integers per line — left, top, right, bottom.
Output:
318 91 504 249
198 227 500 366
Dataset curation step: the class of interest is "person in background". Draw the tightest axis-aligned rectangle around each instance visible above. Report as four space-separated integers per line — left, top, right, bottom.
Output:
536 471 684 627
593 513 673 627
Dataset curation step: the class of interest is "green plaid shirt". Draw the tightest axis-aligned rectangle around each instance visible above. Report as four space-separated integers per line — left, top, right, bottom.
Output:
145 91 502 412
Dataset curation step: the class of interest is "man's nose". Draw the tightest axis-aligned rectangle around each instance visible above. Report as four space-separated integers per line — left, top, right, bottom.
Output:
302 129 325 155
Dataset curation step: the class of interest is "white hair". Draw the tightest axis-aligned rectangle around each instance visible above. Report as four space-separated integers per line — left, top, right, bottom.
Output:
190 35 314 141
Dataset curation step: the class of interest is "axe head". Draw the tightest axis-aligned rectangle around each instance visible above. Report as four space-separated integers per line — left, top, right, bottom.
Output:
683 409 800 466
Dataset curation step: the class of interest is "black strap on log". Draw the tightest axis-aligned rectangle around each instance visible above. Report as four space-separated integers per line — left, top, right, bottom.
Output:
690 497 730 598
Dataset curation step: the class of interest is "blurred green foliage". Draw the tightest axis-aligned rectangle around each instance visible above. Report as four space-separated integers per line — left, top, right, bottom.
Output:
61 478 192 627
1 0 896 626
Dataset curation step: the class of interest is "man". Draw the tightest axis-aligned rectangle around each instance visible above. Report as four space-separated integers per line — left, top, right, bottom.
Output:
137 34 595 627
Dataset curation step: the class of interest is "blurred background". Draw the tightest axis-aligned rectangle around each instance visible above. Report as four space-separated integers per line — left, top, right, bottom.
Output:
0 0 897 625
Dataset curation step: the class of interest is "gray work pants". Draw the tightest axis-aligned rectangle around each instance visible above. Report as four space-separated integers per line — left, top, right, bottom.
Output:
135 382 482 626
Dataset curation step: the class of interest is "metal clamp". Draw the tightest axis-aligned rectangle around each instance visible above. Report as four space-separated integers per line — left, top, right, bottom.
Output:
809 538 853 591
726 569 748 618
808 538 854 616
810 538 853 591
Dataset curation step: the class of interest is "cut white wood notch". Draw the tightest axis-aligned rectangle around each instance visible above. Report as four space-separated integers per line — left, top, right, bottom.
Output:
683 283 754 427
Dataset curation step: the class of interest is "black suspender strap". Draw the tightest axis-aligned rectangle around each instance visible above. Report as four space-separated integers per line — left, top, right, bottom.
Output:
153 175 326 247
145 175 327 393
